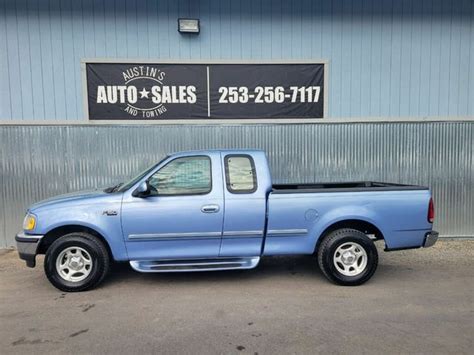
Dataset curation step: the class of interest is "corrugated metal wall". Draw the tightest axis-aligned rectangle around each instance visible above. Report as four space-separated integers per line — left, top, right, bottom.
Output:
0 121 473 247
1 0 473 120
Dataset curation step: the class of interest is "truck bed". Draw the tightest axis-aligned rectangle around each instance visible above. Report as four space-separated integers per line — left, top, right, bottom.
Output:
272 181 428 194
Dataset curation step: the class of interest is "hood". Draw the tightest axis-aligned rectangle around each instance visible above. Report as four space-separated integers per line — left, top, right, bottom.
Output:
29 189 113 212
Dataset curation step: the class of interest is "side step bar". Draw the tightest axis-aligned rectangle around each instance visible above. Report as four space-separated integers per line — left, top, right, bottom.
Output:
129 256 260 273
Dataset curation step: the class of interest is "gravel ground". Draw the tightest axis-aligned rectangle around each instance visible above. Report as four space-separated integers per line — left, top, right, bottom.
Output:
0 240 473 354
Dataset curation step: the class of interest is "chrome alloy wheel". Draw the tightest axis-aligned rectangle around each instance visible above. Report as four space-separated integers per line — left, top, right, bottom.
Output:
55 247 93 282
333 242 368 277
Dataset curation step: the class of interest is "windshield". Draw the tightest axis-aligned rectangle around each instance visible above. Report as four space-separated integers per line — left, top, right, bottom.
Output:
116 156 168 192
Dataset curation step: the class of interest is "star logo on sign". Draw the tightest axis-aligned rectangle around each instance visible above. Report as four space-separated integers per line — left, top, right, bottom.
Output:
139 88 150 99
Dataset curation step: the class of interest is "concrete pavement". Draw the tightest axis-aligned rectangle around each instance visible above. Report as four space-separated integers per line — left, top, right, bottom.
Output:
0 240 473 354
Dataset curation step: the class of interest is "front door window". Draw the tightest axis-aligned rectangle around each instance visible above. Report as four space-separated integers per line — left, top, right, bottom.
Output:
148 156 211 196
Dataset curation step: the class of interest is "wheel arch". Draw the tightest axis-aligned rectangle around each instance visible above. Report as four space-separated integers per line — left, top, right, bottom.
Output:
38 224 113 260
314 219 385 253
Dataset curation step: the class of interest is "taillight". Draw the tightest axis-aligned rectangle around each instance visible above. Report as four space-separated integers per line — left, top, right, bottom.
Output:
428 197 435 223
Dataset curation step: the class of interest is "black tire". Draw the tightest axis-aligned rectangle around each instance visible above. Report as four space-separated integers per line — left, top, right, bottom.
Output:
317 228 378 286
44 232 110 292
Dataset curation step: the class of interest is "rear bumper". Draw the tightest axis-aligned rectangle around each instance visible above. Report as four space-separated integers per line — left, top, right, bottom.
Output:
15 232 44 268
423 230 439 248
385 230 439 251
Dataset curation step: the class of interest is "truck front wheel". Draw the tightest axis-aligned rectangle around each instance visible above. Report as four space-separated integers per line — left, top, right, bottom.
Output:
44 232 110 292
317 228 378 286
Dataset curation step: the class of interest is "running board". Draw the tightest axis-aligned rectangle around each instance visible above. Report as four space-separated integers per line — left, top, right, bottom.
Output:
129 257 260 273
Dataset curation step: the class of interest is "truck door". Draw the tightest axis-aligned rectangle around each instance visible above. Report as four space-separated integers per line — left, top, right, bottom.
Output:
220 153 267 257
121 153 224 260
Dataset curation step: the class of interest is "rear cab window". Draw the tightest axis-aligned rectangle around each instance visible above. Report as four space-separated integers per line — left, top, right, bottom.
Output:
224 155 257 194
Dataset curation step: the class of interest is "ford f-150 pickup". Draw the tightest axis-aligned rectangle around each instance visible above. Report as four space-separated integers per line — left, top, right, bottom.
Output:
16 149 438 291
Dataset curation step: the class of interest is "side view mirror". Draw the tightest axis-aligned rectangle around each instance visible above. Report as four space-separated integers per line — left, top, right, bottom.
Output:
133 181 150 198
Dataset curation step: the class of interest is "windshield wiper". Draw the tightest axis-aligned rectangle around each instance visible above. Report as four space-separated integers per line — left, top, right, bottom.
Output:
112 182 123 192
104 182 123 193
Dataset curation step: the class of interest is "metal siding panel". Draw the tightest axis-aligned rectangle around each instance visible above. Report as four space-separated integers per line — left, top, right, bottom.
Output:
124 0 138 57
105 0 118 57
81 0 94 56
92 0 107 57
60 0 78 120
379 0 393 117
468 0 474 115
0 122 472 247
280 0 291 60
71 0 86 119
320 0 331 63
340 0 352 117
0 1 12 119
369 0 383 116
219 0 231 59
178 0 191 59
301 0 311 59
0 128 6 246
1 0 473 120
428 0 442 116
49 0 67 119
15 0 34 120
408 0 423 116
27 0 46 120
114 0 127 58
145 0 157 57
447 1 461 116
188 0 201 59
418 0 432 117
351 1 371 116
199 0 211 59
455 0 471 116
311 0 323 59
291 0 303 59
330 0 343 117
240 0 252 59
260 0 271 59
270 0 282 59
230 0 241 59
437 0 453 117
249 0 261 59
209 0 221 59
389 0 403 117
136 0 149 58
5 0 23 119
359 0 372 117
399 0 412 118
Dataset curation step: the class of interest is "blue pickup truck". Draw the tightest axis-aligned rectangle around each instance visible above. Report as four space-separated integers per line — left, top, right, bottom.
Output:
16 149 438 292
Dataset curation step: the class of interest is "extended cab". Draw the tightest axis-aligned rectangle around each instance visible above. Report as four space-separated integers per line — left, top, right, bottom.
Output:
16 150 438 291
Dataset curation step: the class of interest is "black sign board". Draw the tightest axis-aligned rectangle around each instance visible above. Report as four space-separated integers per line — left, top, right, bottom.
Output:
85 62 325 120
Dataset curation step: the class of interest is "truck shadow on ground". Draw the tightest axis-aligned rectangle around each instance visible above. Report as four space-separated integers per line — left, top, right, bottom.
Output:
104 255 328 286
101 253 415 288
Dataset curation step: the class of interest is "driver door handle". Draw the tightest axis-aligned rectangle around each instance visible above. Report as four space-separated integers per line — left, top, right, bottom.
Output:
201 204 220 213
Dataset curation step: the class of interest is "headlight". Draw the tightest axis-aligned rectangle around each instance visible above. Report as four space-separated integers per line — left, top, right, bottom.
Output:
23 214 36 231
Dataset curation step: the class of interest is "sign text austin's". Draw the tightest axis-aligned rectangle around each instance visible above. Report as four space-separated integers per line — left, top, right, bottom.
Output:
85 62 325 120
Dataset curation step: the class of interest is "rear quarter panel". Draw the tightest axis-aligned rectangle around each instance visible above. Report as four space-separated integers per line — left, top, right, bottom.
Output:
264 189 432 255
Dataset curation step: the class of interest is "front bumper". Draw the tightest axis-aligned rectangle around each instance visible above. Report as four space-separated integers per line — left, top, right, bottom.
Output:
423 230 439 248
15 232 44 267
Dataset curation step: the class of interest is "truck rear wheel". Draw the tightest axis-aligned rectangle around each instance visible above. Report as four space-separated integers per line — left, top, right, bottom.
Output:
44 232 110 292
317 228 378 286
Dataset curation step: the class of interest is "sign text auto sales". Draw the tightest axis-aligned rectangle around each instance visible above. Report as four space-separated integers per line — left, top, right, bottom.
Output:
95 66 197 118
85 62 325 120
